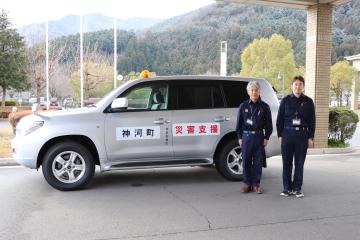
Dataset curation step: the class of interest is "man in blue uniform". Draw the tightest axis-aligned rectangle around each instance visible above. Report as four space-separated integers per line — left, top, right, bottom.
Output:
276 76 316 198
236 81 273 194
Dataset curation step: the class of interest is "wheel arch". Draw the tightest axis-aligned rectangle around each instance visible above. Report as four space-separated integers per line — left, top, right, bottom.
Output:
213 131 238 162
37 135 100 168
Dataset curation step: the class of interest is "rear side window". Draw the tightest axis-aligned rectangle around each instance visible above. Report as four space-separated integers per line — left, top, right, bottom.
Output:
175 81 224 110
222 81 249 108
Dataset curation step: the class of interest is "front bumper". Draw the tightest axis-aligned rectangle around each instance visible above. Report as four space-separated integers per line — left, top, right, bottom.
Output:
11 135 44 169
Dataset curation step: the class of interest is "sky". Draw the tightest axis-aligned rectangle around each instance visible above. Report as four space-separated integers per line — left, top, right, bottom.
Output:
1 0 214 27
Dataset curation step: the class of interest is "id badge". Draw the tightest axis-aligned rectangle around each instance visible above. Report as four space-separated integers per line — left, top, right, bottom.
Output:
246 119 253 125
292 119 301 126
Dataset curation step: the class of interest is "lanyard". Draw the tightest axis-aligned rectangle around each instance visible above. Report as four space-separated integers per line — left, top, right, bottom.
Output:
292 99 303 119
249 102 258 120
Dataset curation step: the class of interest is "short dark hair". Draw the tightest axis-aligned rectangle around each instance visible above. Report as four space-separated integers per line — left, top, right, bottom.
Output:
292 76 305 85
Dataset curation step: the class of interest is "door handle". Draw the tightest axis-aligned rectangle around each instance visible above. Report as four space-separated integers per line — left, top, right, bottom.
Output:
153 118 165 125
214 116 226 122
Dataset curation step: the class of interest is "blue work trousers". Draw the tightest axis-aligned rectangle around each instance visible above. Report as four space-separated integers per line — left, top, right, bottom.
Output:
281 129 308 191
241 132 264 187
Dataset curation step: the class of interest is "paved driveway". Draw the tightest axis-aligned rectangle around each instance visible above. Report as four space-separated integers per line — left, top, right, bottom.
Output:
1 151 360 240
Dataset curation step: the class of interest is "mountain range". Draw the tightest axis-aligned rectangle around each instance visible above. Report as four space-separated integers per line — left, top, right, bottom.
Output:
18 1 360 75
17 13 161 46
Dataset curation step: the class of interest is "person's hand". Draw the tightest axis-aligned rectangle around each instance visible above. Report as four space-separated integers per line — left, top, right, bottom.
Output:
238 139 242 147
279 137 282 144
308 138 314 148
263 139 269 147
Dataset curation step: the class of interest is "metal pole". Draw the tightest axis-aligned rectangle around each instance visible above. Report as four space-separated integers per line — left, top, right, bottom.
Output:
80 15 84 108
114 17 117 89
45 20 49 110
220 41 227 76
282 74 285 97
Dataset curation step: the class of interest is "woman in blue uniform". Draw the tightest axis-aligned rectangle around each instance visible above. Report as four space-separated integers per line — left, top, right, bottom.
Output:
276 76 316 198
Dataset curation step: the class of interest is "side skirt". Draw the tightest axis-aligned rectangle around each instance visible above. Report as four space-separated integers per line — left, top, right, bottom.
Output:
101 158 213 172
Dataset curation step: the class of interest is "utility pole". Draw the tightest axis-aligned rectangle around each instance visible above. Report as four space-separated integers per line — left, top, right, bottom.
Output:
220 41 227 76
80 15 84 108
45 20 49 110
114 17 117 89
282 73 285 97
278 72 285 97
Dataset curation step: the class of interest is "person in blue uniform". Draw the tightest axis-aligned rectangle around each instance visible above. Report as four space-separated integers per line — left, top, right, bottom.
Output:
276 76 316 198
236 81 273 194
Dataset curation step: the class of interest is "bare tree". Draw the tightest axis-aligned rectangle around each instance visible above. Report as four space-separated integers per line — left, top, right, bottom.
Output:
71 44 112 100
26 39 68 103
49 63 75 100
84 48 111 99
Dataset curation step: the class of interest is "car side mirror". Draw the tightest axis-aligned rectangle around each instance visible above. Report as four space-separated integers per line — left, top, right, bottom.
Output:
111 98 128 110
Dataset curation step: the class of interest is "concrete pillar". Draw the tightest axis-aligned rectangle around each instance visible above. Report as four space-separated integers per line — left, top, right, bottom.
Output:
345 54 360 110
350 76 358 110
305 3 333 148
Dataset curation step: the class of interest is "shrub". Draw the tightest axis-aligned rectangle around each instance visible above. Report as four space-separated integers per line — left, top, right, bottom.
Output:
8 110 32 132
328 107 359 143
1 106 32 119
328 139 349 148
0 109 12 118
8 107 61 132
5 100 18 106
0 100 19 106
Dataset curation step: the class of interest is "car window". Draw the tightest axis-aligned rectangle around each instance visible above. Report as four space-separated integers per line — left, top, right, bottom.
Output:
222 81 249 108
176 81 224 110
122 82 169 111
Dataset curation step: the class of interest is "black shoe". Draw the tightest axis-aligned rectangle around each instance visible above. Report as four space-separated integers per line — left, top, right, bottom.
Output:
280 190 290 197
295 191 304 198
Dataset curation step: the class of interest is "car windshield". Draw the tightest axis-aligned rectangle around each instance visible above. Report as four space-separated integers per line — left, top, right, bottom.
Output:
94 88 118 107
95 80 135 108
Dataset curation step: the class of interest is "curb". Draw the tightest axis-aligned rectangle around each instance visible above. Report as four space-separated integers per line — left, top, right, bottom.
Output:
307 146 360 155
0 158 19 167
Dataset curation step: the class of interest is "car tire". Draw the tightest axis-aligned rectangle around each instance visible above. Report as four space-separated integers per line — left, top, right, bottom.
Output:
42 141 95 191
215 138 243 181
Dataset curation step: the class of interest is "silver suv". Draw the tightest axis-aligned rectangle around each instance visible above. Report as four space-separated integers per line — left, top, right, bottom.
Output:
12 76 280 190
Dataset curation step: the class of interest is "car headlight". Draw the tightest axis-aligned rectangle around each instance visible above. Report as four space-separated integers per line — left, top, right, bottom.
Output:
16 121 44 137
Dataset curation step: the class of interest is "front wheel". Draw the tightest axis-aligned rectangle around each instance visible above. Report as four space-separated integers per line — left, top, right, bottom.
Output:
215 139 243 181
42 141 95 191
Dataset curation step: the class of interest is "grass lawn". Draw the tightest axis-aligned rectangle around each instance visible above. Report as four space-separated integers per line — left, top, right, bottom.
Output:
0 128 13 158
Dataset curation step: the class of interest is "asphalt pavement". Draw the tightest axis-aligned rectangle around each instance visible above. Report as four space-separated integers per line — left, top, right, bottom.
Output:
1 151 360 240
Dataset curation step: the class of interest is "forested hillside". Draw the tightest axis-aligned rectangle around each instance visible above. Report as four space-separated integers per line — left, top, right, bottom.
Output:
45 1 360 76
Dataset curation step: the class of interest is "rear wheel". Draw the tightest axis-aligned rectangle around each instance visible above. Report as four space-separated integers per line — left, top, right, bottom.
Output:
215 139 243 181
42 141 95 191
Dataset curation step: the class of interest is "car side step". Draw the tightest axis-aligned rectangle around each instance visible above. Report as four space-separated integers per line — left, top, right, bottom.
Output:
108 159 212 170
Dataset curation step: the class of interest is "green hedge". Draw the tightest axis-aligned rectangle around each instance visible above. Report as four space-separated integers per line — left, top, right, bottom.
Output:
328 107 359 144
1 100 18 106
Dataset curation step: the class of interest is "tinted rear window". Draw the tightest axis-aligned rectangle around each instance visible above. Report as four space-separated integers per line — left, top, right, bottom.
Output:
222 81 249 108
176 81 224 110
